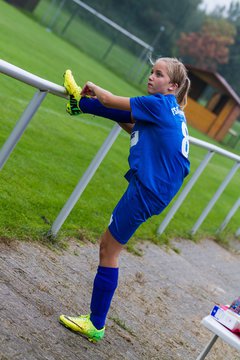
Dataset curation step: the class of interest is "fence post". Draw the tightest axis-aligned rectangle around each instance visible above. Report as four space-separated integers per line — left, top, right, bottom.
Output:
61 8 79 35
217 197 240 233
157 151 214 235
49 124 122 237
47 0 67 31
41 0 57 25
0 90 47 170
191 162 240 235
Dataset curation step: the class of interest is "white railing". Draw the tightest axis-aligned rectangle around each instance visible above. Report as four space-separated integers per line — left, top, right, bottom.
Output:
158 137 240 236
0 59 239 237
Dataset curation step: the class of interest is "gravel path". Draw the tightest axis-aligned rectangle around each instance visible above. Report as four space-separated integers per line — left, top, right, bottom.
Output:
0 238 239 360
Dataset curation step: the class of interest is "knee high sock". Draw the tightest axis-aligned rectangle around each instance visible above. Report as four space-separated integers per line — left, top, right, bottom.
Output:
90 266 119 330
79 97 132 123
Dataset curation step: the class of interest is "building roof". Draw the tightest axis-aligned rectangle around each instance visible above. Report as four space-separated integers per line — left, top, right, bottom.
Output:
185 65 240 107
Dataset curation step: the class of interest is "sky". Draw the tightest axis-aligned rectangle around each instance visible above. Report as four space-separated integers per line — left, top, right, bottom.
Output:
201 0 235 12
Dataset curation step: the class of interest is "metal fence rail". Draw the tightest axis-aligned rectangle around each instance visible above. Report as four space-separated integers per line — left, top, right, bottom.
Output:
217 198 240 234
44 0 153 51
157 139 240 235
0 59 239 237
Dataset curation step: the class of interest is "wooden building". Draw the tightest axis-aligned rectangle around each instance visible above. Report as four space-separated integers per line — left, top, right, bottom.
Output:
185 65 240 142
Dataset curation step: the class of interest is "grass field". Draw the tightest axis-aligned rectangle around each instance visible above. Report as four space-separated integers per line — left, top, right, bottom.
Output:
0 1 239 247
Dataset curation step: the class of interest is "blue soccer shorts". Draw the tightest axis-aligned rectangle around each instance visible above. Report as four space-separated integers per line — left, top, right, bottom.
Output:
108 175 167 245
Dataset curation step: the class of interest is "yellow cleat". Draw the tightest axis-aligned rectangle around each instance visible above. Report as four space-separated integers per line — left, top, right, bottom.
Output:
59 314 105 343
63 70 82 101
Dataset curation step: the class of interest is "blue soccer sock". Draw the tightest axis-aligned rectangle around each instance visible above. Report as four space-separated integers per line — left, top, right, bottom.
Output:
79 97 132 123
90 266 119 330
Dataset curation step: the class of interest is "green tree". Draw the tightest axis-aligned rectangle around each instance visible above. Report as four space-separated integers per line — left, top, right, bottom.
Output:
82 0 205 56
219 1 240 95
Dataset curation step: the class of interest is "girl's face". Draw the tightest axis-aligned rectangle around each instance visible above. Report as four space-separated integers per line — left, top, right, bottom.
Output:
147 60 176 95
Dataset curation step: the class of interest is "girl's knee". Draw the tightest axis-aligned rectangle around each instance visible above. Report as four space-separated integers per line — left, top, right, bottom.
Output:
99 230 123 266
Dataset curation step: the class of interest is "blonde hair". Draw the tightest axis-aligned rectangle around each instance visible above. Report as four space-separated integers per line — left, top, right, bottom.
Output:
152 57 190 109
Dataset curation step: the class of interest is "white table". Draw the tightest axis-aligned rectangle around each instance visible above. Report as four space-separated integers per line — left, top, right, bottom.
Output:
196 315 240 360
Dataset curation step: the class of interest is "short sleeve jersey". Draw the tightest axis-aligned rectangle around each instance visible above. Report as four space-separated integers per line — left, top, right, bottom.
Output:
128 93 190 204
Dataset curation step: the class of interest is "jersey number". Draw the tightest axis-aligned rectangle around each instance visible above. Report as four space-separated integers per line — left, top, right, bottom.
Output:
181 122 189 158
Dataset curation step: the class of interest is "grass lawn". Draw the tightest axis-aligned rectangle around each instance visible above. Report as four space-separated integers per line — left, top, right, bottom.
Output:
0 1 239 247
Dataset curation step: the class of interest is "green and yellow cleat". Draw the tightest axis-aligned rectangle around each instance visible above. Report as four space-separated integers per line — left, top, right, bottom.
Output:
64 70 82 115
66 95 82 116
64 69 82 101
59 314 105 343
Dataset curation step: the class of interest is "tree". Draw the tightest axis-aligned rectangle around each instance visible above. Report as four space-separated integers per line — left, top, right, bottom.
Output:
83 0 205 56
177 18 236 71
4 0 41 12
219 1 240 95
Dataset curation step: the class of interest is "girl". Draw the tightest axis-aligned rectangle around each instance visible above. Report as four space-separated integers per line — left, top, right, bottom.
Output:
59 57 191 342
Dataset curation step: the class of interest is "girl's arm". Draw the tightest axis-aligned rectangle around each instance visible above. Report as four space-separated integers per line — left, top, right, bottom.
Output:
81 82 131 111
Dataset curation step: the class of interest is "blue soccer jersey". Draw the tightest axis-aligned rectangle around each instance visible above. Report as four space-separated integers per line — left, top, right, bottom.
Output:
128 93 190 205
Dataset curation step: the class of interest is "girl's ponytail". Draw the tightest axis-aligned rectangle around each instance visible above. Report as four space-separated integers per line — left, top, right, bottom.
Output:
177 77 191 109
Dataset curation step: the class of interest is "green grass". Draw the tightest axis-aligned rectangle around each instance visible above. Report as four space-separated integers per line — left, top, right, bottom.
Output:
0 1 239 247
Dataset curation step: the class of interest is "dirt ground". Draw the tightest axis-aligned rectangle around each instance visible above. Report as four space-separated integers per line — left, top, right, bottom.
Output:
0 237 240 360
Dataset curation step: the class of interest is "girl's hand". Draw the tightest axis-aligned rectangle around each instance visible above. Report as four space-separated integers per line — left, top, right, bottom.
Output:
81 81 96 97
